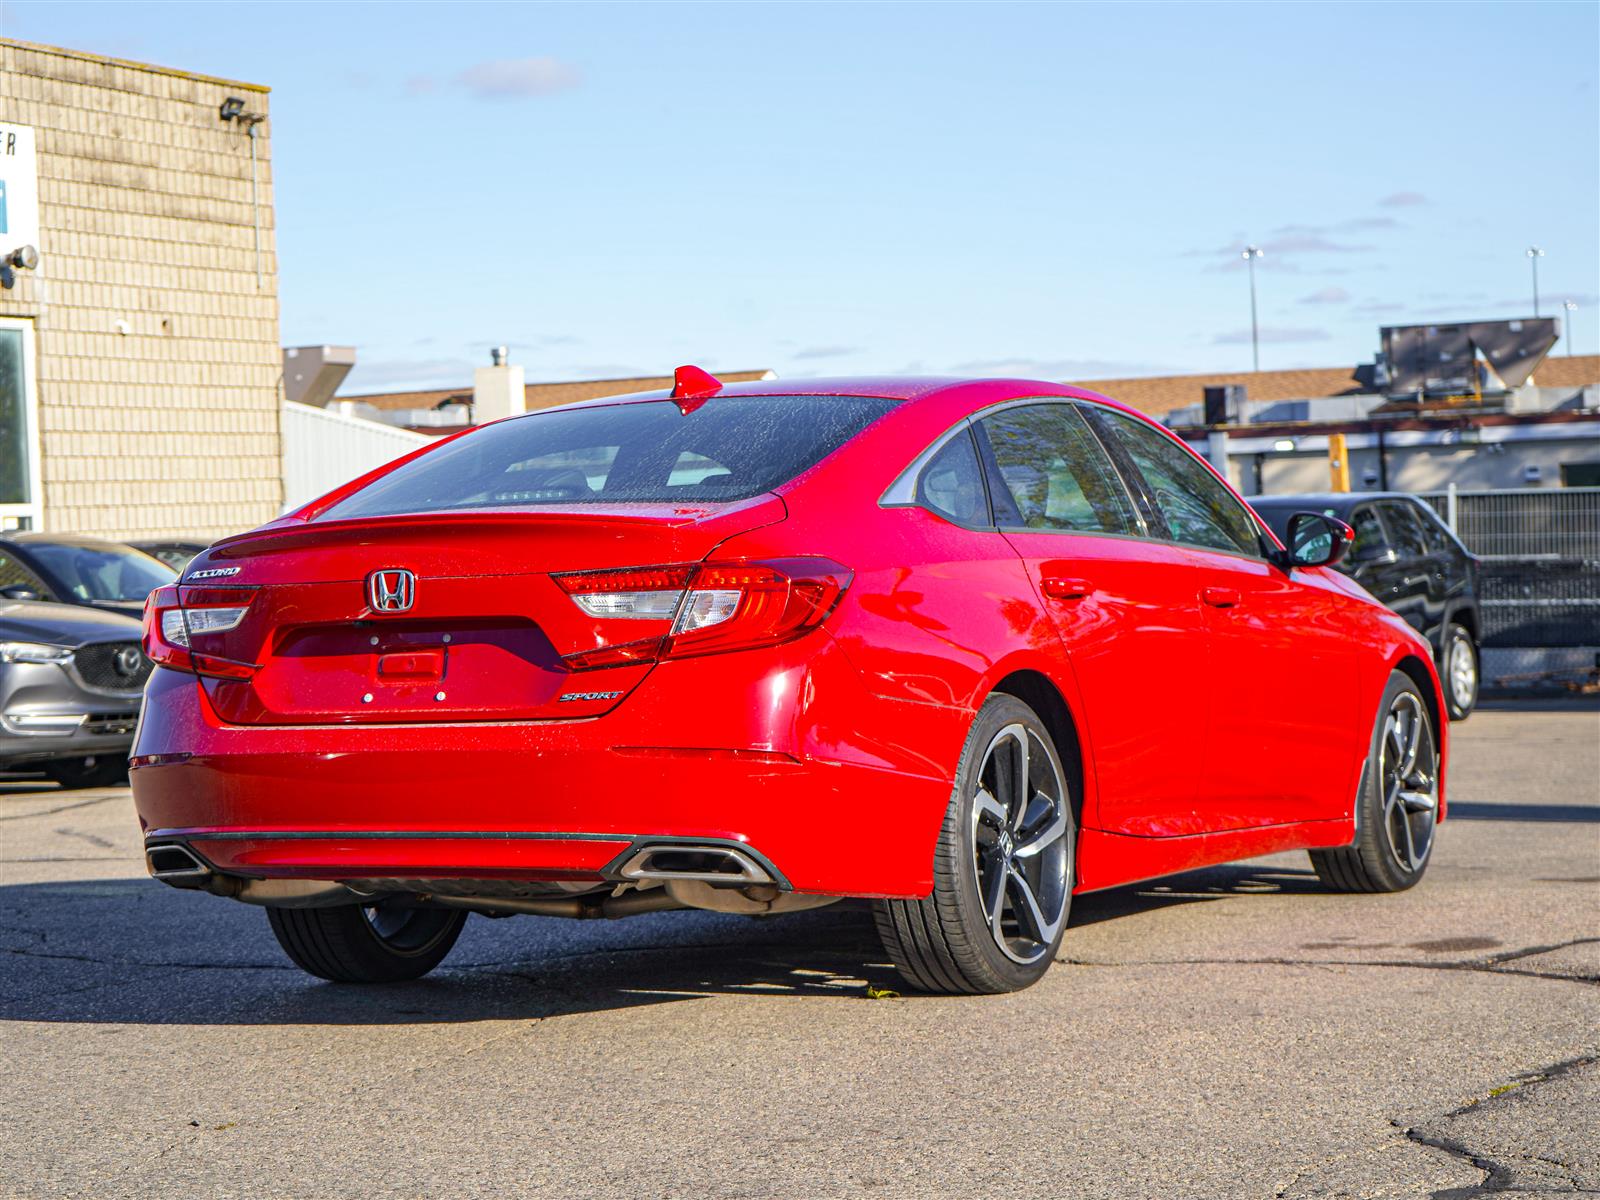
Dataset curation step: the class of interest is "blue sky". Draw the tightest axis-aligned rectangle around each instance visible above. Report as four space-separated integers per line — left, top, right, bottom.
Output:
4 1 1597 393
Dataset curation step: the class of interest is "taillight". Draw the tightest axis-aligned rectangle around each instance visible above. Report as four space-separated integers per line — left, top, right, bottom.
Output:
142 585 257 680
554 558 851 670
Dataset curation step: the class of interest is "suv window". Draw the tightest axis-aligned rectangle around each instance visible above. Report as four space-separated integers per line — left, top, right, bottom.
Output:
916 429 989 526
1380 501 1430 558
1349 505 1390 560
1094 409 1262 556
320 396 896 520
976 404 1139 535
0 551 51 597
1412 502 1457 553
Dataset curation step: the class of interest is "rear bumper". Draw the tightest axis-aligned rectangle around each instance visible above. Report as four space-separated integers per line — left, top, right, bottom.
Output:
130 636 964 898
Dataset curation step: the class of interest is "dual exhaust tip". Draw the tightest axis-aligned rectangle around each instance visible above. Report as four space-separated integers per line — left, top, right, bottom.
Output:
147 839 775 894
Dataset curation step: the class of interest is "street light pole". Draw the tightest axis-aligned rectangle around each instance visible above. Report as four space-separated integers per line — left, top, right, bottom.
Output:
1564 299 1579 356
1526 246 1544 316
1242 245 1264 372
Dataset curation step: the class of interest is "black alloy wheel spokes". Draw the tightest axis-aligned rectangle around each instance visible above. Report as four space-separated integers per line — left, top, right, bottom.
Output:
1379 692 1438 872
970 722 1071 964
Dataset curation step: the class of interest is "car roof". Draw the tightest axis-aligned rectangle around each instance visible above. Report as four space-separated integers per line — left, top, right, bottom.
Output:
530 374 1149 421
1247 492 1421 511
1 532 139 550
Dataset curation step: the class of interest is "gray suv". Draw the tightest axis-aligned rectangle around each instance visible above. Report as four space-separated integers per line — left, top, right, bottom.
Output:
0 600 151 788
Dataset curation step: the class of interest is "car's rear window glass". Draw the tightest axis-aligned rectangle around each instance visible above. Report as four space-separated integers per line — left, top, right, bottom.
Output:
319 396 895 519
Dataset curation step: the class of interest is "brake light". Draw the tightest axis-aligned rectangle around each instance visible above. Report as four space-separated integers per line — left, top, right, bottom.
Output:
554 558 851 669
142 585 258 680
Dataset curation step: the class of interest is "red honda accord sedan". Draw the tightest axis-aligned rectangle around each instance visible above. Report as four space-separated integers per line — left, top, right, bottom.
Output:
133 369 1447 994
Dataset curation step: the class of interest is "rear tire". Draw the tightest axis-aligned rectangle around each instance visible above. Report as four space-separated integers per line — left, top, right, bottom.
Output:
266 903 466 983
1441 623 1478 721
1311 671 1439 893
42 755 126 789
873 694 1075 994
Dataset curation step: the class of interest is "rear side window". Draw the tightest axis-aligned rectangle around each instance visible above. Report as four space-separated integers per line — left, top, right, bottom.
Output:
1094 409 1262 557
916 429 989 526
320 396 895 519
977 404 1140 535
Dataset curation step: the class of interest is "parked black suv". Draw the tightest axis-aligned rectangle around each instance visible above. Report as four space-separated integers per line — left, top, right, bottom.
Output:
1248 492 1483 720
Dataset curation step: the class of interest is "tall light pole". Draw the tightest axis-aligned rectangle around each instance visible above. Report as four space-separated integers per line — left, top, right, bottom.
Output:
1526 246 1545 316
1242 245 1264 372
1563 299 1579 356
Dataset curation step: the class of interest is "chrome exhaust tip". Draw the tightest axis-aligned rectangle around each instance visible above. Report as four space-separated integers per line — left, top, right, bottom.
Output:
145 843 211 886
615 843 773 886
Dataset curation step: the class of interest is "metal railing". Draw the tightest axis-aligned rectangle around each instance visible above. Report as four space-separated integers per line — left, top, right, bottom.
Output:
1415 485 1600 558
1414 487 1600 651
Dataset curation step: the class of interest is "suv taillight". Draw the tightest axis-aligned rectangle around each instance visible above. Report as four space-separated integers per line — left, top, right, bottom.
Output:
142 585 257 680
554 558 851 670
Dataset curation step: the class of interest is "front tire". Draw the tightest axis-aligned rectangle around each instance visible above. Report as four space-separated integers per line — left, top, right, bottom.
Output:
1441 623 1479 721
873 694 1075 994
267 903 466 983
1311 671 1440 893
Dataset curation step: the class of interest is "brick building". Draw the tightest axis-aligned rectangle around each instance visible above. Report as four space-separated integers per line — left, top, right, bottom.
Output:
0 38 281 538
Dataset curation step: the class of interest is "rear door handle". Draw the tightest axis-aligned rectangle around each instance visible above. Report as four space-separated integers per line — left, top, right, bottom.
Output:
1040 575 1093 600
1201 586 1241 609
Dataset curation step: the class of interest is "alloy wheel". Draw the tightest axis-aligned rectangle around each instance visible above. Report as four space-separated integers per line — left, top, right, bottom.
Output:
970 722 1072 964
362 904 459 955
1447 634 1477 712
1378 692 1438 873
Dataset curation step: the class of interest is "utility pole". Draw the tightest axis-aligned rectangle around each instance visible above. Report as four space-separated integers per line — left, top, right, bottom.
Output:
1564 299 1578 356
1526 246 1544 316
1242 245 1264 372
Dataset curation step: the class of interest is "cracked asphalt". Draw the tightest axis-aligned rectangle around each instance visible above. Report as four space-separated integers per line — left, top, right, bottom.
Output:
1 698 1596 1199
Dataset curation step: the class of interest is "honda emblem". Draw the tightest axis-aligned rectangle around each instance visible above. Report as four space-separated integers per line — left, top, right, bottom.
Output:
367 569 416 613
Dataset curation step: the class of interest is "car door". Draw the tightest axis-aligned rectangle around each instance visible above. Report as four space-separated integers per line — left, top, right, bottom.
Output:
1088 407 1362 830
973 401 1214 837
1376 500 1439 647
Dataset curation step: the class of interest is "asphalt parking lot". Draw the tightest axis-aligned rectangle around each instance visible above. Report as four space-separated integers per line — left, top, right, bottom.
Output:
1 699 1596 1200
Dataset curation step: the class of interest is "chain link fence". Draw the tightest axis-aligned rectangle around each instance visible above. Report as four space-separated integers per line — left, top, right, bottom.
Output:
1414 488 1599 682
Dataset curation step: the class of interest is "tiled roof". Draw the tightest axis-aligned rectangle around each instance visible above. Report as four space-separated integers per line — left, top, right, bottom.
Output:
1071 355 1600 417
347 370 775 413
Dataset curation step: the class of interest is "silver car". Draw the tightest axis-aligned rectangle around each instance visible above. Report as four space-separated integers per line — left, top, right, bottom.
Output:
0 600 150 788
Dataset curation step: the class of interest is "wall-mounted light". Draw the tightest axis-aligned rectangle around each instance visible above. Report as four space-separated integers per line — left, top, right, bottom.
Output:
219 97 266 289
0 244 39 290
1272 438 1296 453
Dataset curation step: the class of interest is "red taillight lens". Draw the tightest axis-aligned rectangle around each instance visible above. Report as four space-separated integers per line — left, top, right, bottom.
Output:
554 558 851 670
142 585 257 680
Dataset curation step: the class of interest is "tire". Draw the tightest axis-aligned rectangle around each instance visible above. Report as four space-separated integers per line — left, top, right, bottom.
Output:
1441 623 1479 721
266 903 467 983
1310 671 1440 893
42 755 127 789
873 693 1075 994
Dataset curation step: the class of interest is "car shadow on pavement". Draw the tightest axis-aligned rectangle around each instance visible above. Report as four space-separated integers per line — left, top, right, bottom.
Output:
1446 801 1600 822
0 862 1331 1027
1067 863 1326 928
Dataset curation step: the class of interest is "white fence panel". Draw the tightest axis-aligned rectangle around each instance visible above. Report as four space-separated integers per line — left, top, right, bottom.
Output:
281 401 432 512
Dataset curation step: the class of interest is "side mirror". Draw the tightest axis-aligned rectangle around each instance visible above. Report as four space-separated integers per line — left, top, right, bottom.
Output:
0 585 43 601
1281 512 1353 569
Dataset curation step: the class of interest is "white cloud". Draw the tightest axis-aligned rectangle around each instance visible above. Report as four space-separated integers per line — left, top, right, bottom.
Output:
1298 287 1351 305
1379 191 1428 207
456 57 581 99
1212 327 1330 346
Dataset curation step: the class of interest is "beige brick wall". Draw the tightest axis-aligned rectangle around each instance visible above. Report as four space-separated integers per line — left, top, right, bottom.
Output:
0 38 282 540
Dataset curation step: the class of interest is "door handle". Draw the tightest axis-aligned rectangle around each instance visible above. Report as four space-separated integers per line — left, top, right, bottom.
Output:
1040 575 1092 600
1201 586 1241 609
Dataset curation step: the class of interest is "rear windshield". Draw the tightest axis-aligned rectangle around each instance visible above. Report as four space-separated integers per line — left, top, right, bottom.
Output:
319 395 895 520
